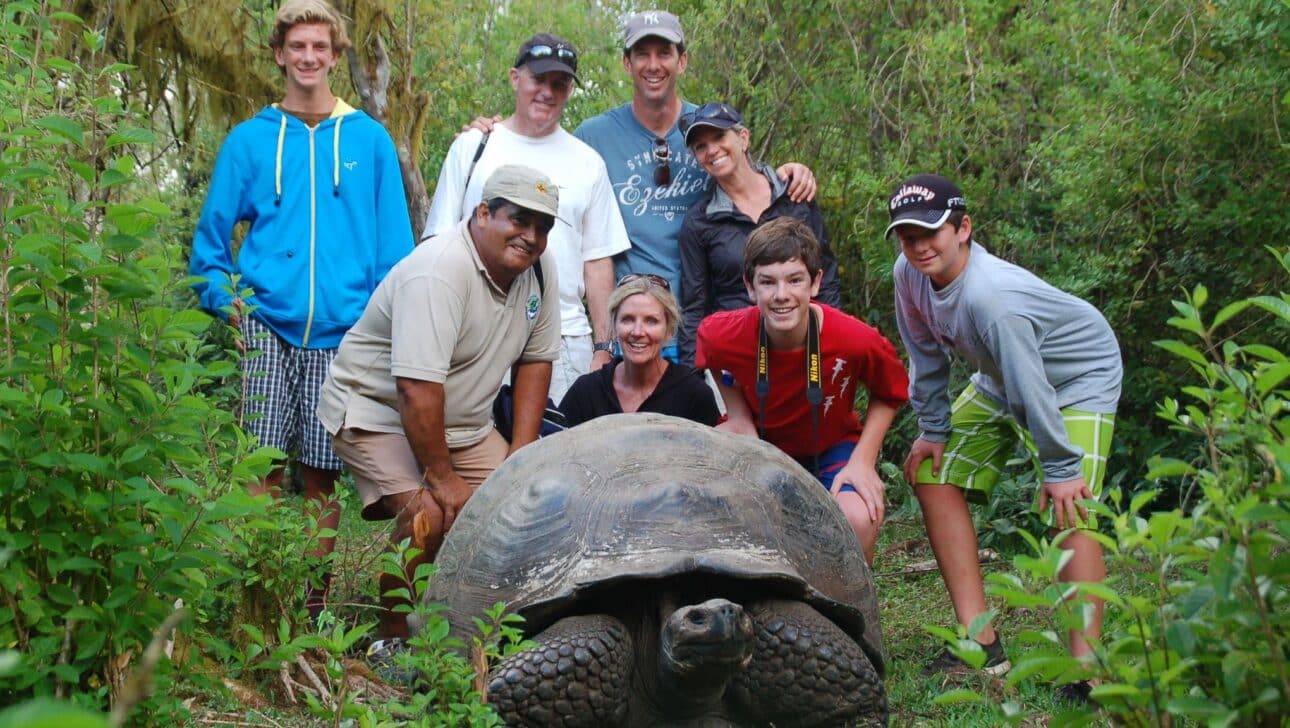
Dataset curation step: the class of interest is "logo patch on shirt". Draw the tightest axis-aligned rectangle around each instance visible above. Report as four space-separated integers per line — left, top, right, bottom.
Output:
344 160 358 170
526 294 541 320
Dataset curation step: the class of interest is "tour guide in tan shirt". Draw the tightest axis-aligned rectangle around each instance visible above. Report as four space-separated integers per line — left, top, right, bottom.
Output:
318 164 561 639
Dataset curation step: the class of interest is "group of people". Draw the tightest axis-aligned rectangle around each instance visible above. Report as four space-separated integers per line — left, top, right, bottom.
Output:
188 0 1122 704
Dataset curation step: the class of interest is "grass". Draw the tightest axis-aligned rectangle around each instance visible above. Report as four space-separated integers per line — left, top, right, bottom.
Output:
185 476 1118 726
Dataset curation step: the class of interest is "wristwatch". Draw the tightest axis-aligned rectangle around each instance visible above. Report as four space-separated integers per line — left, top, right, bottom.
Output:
592 341 613 353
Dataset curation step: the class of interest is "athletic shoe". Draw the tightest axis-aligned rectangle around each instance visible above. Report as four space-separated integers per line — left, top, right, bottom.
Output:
1056 680 1095 706
366 637 416 686
922 636 1011 676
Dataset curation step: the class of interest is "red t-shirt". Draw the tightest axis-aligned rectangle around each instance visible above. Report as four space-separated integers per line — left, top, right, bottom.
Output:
696 304 909 458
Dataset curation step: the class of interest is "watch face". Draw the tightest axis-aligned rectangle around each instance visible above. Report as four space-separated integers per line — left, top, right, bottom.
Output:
593 342 613 352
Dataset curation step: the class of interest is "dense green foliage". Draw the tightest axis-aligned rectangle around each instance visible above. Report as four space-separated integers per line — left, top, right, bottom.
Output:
666 0 1290 479
1 0 1287 724
941 258 1290 726
0 0 282 717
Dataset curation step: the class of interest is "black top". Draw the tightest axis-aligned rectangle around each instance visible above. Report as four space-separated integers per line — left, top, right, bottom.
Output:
676 161 842 366
558 358 722 428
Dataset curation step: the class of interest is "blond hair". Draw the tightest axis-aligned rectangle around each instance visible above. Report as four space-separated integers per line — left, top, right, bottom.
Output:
608 278 681 342
269 0 351 53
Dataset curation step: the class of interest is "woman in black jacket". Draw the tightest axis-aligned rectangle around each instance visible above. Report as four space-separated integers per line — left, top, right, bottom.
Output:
676 102 841 365
559 274 721 427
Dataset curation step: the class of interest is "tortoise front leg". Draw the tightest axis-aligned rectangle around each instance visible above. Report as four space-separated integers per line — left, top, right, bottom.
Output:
487 614 633 727
730 599 888 727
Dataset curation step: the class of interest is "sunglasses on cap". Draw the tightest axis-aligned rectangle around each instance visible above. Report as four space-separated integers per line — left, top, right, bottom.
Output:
518 44 578 72
652 137 671 186
616 272 671 291
678 102 743 138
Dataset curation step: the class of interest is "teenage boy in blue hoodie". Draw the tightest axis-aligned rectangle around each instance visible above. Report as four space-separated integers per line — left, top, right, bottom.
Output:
189 0 414 616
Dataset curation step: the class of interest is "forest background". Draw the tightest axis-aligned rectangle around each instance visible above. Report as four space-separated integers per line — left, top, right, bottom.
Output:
0 0 1287 725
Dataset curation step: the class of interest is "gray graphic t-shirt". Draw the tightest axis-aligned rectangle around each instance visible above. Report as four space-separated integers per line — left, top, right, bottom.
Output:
575 102 708 295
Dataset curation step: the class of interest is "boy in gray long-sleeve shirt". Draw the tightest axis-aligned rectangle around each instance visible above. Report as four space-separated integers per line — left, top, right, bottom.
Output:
889 174 1121 702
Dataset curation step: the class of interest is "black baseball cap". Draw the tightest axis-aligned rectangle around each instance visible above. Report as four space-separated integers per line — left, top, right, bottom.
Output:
885 174 968 236
514 33 578 80
679 103 744 146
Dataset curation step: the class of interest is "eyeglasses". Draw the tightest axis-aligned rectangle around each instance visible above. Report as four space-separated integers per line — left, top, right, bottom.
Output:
678 102 742 137
518 44 578 72
652 137 671 186
616 272 671 291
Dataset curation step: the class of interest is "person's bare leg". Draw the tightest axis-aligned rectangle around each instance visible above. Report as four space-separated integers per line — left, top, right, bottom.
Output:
301 463 341 615
1054 529 1106 661
250 466 286 498
377 489 444 639
915 483 996 644
835 492 879 565
300 463 341 559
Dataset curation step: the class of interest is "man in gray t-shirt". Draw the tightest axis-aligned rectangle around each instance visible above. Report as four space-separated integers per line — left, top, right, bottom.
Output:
890 174 1121 702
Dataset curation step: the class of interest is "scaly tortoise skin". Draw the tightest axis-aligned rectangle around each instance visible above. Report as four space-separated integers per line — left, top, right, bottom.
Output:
425 413 888 727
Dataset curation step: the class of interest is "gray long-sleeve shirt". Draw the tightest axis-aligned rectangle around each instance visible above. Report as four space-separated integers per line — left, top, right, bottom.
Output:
893 242 1122 482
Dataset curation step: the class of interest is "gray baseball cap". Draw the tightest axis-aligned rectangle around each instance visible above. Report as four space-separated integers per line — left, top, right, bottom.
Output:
623 10 684 50
481 165 560 218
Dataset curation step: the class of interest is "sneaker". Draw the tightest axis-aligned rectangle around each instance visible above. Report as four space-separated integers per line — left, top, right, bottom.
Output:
365 637 416 686
922 636 1011 676
1056 680 1095 706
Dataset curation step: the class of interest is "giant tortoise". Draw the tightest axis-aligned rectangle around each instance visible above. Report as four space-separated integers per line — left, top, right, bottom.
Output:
426 413 887 726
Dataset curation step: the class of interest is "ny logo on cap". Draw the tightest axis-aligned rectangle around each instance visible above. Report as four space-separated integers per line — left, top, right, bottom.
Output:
643 11 660 24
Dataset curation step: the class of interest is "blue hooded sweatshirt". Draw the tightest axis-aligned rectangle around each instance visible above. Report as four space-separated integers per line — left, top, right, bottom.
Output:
190 101 414 349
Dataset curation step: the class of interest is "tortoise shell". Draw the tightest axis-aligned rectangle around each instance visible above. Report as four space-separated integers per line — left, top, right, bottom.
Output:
427 413 884 672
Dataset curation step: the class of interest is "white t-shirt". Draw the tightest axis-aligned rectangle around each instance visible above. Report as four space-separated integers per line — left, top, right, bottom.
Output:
425 124 631 337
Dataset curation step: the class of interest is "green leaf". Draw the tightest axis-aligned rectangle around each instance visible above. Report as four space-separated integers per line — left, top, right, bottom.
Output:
1166 620 1197 657
1248 295 1290 323
1154 339 1209 368
1146 458 1196 480
0 698 108 728
33 116 83 146
1088 683 1144 698
1254 362 1290 396
105 127 156 148
1166 695 1232 718
931 689 984 705
1210 300 1251 329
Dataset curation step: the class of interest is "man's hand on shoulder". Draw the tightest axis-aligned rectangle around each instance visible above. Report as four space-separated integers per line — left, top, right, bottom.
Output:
776 162 817 203
1037 476 1092 530
903 437 945 486
459 115 503 138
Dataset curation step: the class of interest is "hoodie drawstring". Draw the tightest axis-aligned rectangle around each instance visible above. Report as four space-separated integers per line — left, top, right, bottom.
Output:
274 114 286 206
332 114 343 196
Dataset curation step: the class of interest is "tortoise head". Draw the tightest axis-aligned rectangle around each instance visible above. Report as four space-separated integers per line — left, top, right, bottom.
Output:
657 598 755 706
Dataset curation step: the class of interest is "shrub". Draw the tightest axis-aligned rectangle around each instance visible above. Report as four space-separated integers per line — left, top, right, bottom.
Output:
935 249 1290 726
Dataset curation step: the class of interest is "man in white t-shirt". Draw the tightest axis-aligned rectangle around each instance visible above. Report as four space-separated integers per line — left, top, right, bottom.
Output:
425 33 630 401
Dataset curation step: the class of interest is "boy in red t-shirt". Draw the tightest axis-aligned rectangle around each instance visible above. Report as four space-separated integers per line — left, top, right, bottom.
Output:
696 217 908 562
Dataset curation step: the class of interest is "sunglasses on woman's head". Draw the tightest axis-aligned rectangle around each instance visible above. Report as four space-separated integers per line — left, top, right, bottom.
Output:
617 272 671 290
652 137 671 186
678 103 742 136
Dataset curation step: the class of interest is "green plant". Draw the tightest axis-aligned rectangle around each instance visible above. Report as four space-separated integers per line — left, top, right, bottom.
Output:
926 249 1290 726
370 539 532 727
0 3 285 719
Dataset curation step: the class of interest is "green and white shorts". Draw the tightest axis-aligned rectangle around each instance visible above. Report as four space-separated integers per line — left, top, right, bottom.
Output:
915 384 1114 526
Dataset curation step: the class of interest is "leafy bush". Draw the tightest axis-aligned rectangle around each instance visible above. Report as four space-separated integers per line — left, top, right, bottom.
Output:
937 250 1290 726
0 2 285 717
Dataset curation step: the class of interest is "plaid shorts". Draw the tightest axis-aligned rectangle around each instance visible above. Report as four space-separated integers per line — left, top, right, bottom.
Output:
916 384 1114 526
241 316 344 471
